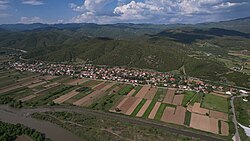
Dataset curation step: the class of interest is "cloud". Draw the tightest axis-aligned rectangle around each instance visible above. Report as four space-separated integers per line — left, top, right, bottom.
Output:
22 0 43 5
0 0 9 9
19 16 44 24
69 0 250 24
0 13 10 18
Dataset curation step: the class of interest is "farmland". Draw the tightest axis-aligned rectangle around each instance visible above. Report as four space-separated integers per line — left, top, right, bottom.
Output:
0 69 233 140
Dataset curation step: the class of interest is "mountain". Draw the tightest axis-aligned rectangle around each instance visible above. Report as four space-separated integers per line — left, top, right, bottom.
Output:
0 17 250 88
195 17 250 33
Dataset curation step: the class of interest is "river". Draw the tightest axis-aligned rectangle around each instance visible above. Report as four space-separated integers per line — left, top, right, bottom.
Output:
0 105 84 141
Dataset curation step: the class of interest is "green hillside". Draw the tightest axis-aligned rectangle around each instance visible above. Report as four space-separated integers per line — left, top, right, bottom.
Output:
0 19 249 88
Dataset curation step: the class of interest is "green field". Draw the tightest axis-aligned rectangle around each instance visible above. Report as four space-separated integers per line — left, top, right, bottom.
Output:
201 94 229 113
234 97 250 127
117 84 134 95
184 111 191 126
132 85 142 96
142 88 164 118
182 91 196 106
154 103 167 120
32 111 200 141
131 99 147 116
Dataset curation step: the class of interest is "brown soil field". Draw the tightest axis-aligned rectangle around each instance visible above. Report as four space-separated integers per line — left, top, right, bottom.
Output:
73 83 115 107
0 79 41 94
19 95 36 102
187 105 193 112
210 110 228 121
109 85 124 95
172 94 184 105
43 82 59 88
41 75 58 81
135 86 150 99
136 100 152 117
126 89 136 96
221 121 229 136
190 113 218 134
65 79 87 85
161 106 186 125
148 102 161 119
210 118 219 134
125 98 143 115
161 107 175 122
53 89 79 104
144 87 157 100
92 81 107 90
109 96 127 112
28 81 47 89
119 96 139 114
163 106 186 125
192 103 209 115
34 83 61 94
82 80 102 88
163 88 176 104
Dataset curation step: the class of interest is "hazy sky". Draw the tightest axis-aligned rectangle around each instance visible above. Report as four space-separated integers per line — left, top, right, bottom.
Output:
0 0 250 24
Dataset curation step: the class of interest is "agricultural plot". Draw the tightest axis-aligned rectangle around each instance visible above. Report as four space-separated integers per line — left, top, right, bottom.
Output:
81 80 102 88
135 86 150 99
201 94 229 113
163 88 176 104
190 113 219 134
73 83 115 107
53 89 79 104
144 87 157 100
161 106 186 125
172 94 184 106
65 78 87 85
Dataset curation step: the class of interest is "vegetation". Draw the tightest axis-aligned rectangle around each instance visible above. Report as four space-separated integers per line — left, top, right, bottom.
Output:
31 111 198 141
201 94 229 113
0 121 50 141
154 103 167 120
182 91 196 106
234 97 250 127
142 88 164 118
131 99 147 116
184 111 192 126
132 86 142 96
117 85 134 95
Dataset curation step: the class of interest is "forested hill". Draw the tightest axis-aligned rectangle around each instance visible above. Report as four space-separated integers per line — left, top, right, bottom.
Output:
0 17 249 87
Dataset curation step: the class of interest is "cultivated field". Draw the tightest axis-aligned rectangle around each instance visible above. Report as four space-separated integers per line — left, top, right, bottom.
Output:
0 70 231 138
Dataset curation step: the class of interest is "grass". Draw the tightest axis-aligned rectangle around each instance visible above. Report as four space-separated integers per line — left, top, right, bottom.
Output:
184 111 191 126
201 94 229 113
218 120 222 134
238 126 250 141
154 103 167 120
117 84 134 95
131 99 147 116
189 93 203 105
234 97 250 127
182 91 196 106
142 88 163 118
81 80 102 88
132 85 142 96
31 111 201 141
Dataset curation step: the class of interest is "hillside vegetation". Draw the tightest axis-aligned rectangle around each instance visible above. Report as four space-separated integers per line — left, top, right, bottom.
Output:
0 18 249 87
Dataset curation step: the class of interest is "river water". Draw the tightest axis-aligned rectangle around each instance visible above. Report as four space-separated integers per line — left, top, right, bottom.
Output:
0 105 84 141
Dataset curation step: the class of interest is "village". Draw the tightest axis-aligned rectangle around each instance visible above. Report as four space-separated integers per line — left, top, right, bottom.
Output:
9 61 248 96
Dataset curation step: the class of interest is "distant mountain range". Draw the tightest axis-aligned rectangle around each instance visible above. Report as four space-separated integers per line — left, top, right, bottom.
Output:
1 16 250 33
0 17 249 88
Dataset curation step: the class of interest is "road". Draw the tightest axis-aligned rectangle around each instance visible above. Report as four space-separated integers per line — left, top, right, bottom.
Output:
0 105 224 141
230 96 242 141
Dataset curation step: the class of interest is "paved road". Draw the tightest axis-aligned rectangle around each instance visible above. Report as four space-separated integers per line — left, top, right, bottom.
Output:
231 96 242 141
0 105 224 141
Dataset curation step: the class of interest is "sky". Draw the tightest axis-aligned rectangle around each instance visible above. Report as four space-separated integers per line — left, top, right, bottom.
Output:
0 0 250 24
